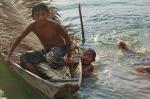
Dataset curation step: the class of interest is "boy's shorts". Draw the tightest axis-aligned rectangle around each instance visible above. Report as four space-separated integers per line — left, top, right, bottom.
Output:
20 45 67 68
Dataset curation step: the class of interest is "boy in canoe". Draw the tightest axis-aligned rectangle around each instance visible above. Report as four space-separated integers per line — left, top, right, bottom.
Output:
5 3 72 77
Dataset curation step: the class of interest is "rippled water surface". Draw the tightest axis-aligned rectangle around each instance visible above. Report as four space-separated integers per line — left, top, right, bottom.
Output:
1 0 150 99
54 0 150 99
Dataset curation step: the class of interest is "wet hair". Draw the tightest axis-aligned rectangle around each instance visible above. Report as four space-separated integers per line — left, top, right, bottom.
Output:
117 41 127 49
32 3 49 17
86 48 96 59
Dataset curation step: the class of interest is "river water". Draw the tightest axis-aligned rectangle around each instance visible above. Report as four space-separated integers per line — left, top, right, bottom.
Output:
54 0 150 99
1 0 150 99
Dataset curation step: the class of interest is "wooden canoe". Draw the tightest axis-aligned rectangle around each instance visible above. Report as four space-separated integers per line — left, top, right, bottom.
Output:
0 48 82 99
0 0 82 98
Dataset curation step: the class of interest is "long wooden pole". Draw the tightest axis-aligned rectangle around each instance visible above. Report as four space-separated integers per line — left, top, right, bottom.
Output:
78 3 85 43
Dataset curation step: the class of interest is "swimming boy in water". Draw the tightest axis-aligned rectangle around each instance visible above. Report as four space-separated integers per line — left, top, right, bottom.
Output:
134 57 150 73
117 41 150 73
69 48 96 78
64 48 96 78
5 3 72 77
135 65 150 73
81 48 96 77
117 41 135 53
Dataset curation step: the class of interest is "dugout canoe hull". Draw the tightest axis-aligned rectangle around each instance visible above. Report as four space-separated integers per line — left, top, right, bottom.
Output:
0 52 82 99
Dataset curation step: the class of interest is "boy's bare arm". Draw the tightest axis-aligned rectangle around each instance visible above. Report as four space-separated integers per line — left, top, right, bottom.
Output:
56 24 72 61
6 23 33 61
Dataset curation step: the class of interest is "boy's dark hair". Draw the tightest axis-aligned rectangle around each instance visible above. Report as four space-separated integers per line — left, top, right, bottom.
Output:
86 48 96 58
32 3 49 17
118 41 127 49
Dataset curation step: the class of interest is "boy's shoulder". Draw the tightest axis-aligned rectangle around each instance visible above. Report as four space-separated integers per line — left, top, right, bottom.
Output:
27 21 36 28
46 20 62 29
27 20 60 30
48 19 60 25
30 19 59 25
83 64 94 68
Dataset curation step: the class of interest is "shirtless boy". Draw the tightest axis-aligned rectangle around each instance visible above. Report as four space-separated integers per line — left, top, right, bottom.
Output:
66 48 96 78
5 3 72 76
81 48 96 77
117 41 135 53
135 65 150 73
117 41 150 73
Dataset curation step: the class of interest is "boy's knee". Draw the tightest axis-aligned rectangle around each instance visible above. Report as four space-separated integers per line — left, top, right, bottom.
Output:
20 51 46 68
20 53 29 68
